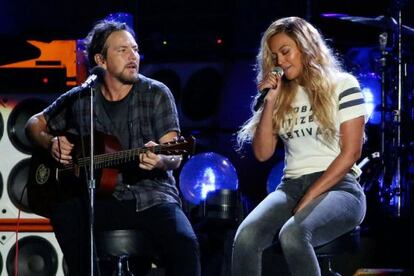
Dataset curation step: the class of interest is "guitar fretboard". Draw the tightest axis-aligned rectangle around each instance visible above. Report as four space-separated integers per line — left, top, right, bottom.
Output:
59 140 191 172
78 146 165 168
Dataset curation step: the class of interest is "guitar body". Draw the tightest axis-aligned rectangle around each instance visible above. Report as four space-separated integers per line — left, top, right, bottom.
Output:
27 148 85 218
27 132 122 218
95 133 122 194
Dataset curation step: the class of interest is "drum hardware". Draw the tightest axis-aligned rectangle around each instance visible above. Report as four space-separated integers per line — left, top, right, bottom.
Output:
320 14 414 37
322 4 413 217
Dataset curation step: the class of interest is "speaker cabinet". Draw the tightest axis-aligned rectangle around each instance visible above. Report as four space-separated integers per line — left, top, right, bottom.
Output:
141 62 225 131
0 93 57 219
0 231 65 276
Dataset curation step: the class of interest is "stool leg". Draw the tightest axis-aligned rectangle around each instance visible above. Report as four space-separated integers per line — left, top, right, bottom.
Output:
124 257 135 276
327 257 341 276
113 255 135 276
115 256 122 276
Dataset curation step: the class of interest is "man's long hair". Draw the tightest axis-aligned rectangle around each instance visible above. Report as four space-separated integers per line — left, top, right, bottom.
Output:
83 20 136 69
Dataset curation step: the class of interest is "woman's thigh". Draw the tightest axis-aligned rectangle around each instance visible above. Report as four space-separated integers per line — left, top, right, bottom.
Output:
285 174 366 247
235 189 297 247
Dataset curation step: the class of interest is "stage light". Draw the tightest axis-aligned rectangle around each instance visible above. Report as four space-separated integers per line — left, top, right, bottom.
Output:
216 38 223 45
320 13 348 18
362 87 375 119
104 12 134 29
358 72 381 125
179 152 238 205
266 161 284 194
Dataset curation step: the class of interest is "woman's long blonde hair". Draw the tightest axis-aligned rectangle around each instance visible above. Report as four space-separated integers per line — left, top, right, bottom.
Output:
237 16 343 149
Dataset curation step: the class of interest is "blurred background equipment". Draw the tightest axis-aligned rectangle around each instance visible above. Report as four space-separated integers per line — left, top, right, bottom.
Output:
321 4 414 219
179 152 238 205
0 232 66 276
179 152 240 276
0 36 75 276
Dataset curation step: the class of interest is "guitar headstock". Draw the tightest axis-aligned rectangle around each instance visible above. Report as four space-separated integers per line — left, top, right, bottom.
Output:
155 136 196 156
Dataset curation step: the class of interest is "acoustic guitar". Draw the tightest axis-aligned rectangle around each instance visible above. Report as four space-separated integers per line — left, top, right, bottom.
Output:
26 132 195 217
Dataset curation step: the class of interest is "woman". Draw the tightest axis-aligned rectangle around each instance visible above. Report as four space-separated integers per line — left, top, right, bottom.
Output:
232 17 367 276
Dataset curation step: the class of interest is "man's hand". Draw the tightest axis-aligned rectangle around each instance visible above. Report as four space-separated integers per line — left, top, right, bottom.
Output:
139 141 162 170
50 136 73 164
139 141 182 171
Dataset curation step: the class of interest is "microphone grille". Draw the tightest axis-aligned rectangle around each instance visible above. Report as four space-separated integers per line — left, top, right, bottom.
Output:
271 67 284 77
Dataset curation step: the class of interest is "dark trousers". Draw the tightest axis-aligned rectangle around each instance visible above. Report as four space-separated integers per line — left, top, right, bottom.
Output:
50 196 201 276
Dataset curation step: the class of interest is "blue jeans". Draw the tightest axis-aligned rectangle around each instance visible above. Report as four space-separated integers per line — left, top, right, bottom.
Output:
51 197 200 276
232 171 366 276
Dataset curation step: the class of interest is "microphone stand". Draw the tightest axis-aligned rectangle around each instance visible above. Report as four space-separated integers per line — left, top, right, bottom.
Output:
393 7 403 217
379 32 387 191
89 86 96 275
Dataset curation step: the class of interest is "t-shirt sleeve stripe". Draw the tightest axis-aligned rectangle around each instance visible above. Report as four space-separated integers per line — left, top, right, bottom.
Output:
339 98 366 110
336 76 368 123
338 87 361 101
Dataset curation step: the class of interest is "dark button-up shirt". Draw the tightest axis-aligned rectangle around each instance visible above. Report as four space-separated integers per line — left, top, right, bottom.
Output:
43 74 182 211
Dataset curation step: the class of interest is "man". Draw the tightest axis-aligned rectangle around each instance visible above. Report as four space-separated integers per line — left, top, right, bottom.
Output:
25 20 200 276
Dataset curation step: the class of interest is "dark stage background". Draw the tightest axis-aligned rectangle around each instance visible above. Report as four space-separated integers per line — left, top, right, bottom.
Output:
0 0 413 275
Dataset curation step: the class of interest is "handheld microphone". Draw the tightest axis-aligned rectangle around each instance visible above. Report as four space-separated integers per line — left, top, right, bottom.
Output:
253 66 284 111
81 66 106 89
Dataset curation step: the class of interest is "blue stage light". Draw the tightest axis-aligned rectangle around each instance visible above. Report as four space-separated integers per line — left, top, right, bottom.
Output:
358 73 381 125
266 161 284 194
179 152 238 205
104 12 134 29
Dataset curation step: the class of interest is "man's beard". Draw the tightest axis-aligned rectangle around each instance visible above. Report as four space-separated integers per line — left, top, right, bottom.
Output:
118 70 139 84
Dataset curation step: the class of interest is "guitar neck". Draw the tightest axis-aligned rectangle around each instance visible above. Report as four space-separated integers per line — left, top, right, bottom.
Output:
58 135 194 171
77 145 166 169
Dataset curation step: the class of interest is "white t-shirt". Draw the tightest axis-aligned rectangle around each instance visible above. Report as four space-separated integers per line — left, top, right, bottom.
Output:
278 72 368 178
